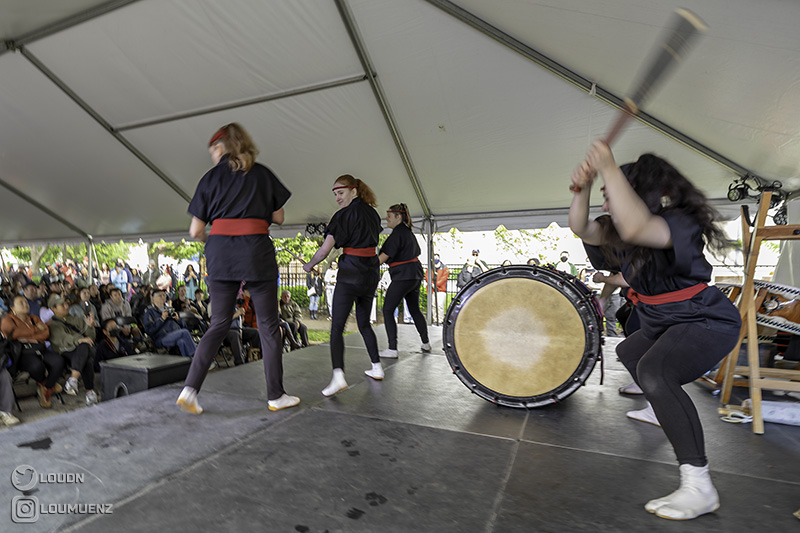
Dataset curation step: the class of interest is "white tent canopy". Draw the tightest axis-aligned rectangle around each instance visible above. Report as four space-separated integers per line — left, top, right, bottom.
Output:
1 0 798 246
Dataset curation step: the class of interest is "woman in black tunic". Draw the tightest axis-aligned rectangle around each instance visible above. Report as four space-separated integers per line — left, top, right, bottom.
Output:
377 203 430 358
303 174 383 396
177 123 299 413
569 140 740 520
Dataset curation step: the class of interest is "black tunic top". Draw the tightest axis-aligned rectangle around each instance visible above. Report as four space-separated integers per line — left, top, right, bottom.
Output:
584 212 740 338
379 223 424 282
325 198 382 288
188 155 290 282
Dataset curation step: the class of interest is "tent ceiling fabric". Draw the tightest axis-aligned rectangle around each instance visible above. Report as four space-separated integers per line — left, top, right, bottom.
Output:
0 0 797 245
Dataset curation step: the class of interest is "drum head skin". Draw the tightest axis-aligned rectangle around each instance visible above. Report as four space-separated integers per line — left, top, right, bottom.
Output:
454 278 585 397
444 266 602 408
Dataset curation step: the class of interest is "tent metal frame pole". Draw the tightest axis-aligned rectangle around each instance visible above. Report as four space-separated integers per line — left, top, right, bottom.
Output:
423 0 755 180
1 0 142 57
426 217 434 324
0 177 89 239
334 0 432 218
116 74 369 132
20 47 192 203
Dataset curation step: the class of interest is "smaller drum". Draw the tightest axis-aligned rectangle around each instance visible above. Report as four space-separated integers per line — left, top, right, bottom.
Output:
443 265 603 408
754 281 800 335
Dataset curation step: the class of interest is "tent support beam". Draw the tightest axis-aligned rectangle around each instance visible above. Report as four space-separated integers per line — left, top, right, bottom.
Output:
1 0 142 57
116 74 370 132
0 177 89 239
335 0 432 218
423 0 754 179
20 47 192 203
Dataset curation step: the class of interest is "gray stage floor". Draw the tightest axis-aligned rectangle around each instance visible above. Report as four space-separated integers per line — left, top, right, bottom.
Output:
1 325 798 532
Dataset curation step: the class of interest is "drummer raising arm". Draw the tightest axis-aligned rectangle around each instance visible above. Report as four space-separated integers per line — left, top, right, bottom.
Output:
569 140 741 521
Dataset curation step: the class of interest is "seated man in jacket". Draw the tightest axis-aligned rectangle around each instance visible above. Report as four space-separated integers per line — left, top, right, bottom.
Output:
47 294 98 405
278 290 308 348
101 287 142 341
142 290 196 357
95 318 134 371
1 295 65 408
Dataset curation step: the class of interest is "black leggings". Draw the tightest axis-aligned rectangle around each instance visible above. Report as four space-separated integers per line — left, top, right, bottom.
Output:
186 279 284 400
331 281 379 370
383 279 429 350
616 323 737 466
17 349 65 389
61 344 96 391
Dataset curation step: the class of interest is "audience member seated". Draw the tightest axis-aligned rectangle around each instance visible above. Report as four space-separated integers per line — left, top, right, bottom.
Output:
173 285 191 313
0 365 20 426
279 290 309 348
142 290 196 358
130 285 152 323
101 287 132 321
24 282 43 317
69 287 99 326
95 318 134 371
88 284 103 311
0 335 20 425
47 294 98 406
101 288 142 341
1 296 66 408
190 289 208 321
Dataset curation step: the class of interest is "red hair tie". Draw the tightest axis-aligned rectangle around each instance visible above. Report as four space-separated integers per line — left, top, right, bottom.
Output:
208 127 227 147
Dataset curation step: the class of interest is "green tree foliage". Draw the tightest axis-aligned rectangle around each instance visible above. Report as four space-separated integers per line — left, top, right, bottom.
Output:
273 234 324 266
147 240 205 265
6 242 133 274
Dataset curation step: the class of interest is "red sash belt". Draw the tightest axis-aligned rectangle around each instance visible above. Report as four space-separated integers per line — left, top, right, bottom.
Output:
210 218 270 236
388 258 420 268
627 283 708 306
343 247 376 257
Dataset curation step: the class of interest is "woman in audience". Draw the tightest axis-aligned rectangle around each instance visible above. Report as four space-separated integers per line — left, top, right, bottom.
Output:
99 263 111 285
177 122 299 414
1 295 65 408
184 265 199 301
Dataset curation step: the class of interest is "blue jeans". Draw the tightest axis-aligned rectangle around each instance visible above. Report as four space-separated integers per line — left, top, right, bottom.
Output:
309 295 319 312
158 329 196 357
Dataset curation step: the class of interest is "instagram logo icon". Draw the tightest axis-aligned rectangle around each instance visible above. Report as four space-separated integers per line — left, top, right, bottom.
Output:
12 495 39 523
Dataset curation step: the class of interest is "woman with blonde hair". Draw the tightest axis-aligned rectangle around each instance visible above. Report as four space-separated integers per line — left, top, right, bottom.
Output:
377 203 430 358
304 174 383 396
177 122 299 413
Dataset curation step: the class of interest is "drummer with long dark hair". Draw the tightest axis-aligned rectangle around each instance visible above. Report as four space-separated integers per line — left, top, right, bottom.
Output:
303 175 383 396
377 203 431 358
177 122 300 414
568 140 740 521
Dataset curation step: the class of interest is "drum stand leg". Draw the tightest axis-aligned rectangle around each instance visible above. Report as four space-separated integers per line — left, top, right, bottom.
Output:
718 191 800 434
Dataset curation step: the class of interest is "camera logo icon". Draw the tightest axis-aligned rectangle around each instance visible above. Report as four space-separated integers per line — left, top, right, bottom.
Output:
12 495 39 523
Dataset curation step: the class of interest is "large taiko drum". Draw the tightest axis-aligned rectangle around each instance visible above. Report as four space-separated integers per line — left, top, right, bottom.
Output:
443 265 603 408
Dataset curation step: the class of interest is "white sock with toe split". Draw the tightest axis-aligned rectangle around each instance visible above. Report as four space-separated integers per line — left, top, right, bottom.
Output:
647 464 719 520
626 402 661 427
177 386 203 414
364 362 384 380
268 394 301 411
322 369 348 397
619 382 644 395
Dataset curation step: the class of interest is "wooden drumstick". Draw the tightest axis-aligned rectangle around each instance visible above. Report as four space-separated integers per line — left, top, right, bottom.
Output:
570 8 708 192
275 247 307 265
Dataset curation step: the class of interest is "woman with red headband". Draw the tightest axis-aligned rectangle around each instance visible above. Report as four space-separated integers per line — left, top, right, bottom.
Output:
377 203 430 358
303 175 383 396
569 140 740 521
177 122 300 414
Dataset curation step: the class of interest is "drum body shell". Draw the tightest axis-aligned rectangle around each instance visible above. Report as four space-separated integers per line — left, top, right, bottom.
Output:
443 265 602 408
